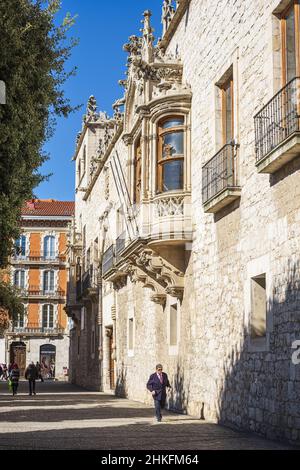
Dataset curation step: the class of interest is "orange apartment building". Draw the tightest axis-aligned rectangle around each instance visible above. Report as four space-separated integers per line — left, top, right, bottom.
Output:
0 200 74 377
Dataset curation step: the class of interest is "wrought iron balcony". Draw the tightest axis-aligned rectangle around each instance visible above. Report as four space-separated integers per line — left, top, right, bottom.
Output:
102 245 115 276
202 143 241 213
116 231 126 263
11 251 66 264
8 323 64 336
16 286 66 299
254 77 300 173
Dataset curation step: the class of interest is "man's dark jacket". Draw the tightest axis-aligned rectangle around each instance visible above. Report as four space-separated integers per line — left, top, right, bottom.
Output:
147 372 171 406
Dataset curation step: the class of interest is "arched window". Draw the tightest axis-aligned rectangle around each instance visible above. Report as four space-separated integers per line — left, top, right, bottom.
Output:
15 235 26 257
157 116 185 192
44 235 55 258
14 270 25 289
43 271 55 293
42 304 54 328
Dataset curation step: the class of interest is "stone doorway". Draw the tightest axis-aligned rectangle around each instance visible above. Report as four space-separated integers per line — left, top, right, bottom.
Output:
10 342 26 376
40 344 56 379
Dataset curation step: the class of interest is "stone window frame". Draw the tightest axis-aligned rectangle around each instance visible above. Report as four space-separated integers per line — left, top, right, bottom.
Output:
12 267 28 290
149 104 192 198
39 302 58 329
14 303 28 329
40 267 58 293
41 231 58 259
213 51 240 163
244 255 273 353
41 304 55 329
15 233 29 258
273 0 300 88
157 115 185 194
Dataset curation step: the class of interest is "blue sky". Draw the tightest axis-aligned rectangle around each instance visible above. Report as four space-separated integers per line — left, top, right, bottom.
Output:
36 0 161 201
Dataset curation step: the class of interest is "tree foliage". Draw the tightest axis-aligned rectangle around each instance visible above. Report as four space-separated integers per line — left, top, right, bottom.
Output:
0 0 77 268
0 276 24 332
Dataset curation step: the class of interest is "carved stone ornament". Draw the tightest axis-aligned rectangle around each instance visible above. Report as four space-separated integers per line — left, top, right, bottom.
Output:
162 0 176 36
104 167 110 200
150 293 167 306
86 95 97 117
89 157 99 177
105 327 113 338
76 132 82 147
155 195 184 217
165 285 184 301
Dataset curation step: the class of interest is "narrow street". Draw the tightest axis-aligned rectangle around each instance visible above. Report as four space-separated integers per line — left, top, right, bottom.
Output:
0 381 293 450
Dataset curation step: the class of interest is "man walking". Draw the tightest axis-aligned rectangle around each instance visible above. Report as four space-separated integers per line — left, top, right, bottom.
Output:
25 361 38 396
9 363 20 396
147 364 171 422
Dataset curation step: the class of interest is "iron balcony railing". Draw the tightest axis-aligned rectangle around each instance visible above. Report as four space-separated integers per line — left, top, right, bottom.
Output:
9 324 64 335
16 286 65 298
254 77 300 162
202 143 237 204
102 245 115 275
116 231 126 262
12 251 66 263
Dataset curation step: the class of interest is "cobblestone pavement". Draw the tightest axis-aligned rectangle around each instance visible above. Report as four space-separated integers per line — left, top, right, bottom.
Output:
0 381 294 450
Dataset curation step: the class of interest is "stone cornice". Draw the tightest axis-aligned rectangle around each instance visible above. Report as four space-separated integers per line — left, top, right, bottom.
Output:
158 0 191 52
136 91 192 116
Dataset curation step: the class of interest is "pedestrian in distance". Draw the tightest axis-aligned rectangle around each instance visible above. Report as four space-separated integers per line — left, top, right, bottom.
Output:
24 361 38 396
2 364 8 380
146 364 172 422
9 363 20 396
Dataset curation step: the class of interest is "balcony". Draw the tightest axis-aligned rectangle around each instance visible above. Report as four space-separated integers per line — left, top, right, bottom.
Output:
81 266 98 299
16 286 66 300
254 77 300 173
202 143 241 214
11 251 66 265
116 231 126 263
102 245 115 278
8 324 64 337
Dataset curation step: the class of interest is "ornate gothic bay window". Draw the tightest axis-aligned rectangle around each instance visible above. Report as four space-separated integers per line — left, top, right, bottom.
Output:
157 116 185 193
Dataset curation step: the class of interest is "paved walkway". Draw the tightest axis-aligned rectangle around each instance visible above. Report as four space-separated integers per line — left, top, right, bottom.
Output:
0 381 294 450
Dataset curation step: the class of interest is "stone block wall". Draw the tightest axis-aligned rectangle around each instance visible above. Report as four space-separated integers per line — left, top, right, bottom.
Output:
112 0 300 445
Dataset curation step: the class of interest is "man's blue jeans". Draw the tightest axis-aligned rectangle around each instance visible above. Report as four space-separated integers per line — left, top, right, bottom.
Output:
154 399 162 421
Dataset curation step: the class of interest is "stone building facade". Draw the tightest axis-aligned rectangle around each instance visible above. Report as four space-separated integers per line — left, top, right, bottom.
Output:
0 200 74 379
66 0 300 444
